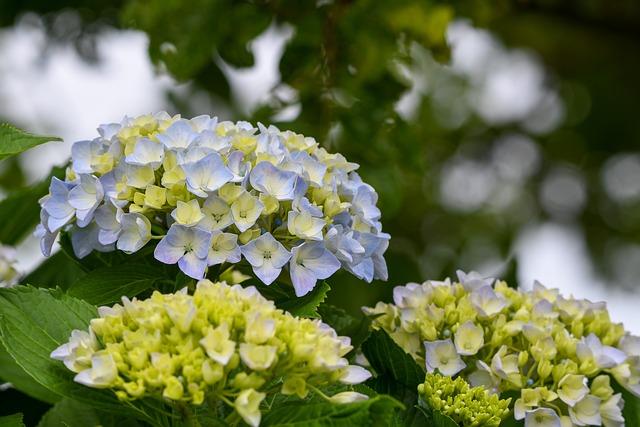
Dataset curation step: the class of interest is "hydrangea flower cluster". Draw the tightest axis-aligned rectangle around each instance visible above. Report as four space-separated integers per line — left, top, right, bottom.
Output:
418 373 511 427
36 112 389 296
363 271 638 427
51 280 371 426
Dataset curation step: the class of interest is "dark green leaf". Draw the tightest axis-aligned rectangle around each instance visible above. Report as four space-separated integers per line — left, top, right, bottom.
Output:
414 405 460 427
0 166 65 246
175 271 196 291
249 279 330 318
58 232 157 272
21 251 86 290
37 398 101 427
93 412 146 427
0 286 153 422
317 305 372 359
0 123 61 162
612 376 640 427
0 414 25 427
498 416 525 427
316 304 357 335
362 329 426 390
431 410 459 427
67 264 169 305
261 395 403 427
0 342 60 404
366 374 423 427
279 281 330 318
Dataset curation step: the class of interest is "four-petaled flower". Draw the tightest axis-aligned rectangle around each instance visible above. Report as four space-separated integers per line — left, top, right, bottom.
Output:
241 233 291 285
424 339 466 377
289 242 340 297
154 224 212 279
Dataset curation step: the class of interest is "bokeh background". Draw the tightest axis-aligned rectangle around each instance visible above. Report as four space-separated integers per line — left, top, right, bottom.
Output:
1 1 640 335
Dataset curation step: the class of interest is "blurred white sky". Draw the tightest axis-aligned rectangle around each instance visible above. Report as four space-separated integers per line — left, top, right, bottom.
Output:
0 16 638 333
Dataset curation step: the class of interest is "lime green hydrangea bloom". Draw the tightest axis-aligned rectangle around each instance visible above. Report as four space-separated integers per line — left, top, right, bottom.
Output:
364 271 635 427
418 373 510 427
52 280 371 426
36 113 389 296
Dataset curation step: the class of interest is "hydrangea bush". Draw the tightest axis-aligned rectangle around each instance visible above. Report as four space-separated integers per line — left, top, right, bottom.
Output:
1 119 639 426
35 112 389 296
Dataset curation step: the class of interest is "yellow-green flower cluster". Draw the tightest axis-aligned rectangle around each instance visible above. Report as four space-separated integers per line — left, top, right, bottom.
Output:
363 271 636 427
52 280 371 426
36 112 389 296
418 373 510 427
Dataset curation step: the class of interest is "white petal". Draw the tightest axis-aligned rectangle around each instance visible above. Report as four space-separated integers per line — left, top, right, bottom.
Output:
339 365 372 384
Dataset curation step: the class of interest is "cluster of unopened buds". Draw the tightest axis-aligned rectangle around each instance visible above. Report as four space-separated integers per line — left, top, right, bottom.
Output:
418 372 511 427
36 112 388 296
364 271 639 427
51 280 371 426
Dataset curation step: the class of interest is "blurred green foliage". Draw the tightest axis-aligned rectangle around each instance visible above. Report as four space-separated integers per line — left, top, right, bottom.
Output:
1 0 640 316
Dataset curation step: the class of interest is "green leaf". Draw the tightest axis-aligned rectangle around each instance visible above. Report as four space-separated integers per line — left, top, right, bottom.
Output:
0 286 152 422
279 281 330 318
67 264 169 305
361 329 427 426
366 374 424 427
498 415 524 427
317 305 372 359
316 304 357 335
0 342 60 404
0 123 61 162
20 251 86 290
431 409 459 427
362 329 426 391
261 395 403 427
37 398 101 427
0 414 25 427
0 166 65 246
414 405 460 427
249 279 330 318
92 412 146 427
612 377 640 427
58 232 158 272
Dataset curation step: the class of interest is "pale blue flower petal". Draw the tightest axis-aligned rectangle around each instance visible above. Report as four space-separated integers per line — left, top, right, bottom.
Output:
253 262 282 285
290 242 340 296
250 161 297 200
125 138 165 168
71 223 114 259
178 252 208 279
117 213 151 253
154 237 185 264
524 408 562 427
42 178 76 232
290 259 318 297
71 140 101 174
183 152 234 197
156 119 198 150
241 233 291 284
